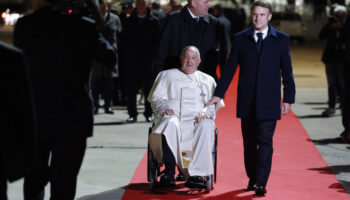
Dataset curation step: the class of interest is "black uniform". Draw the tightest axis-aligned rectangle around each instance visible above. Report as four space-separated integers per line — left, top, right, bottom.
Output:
13 5 116 200
0 42 35 200
120 8 160 119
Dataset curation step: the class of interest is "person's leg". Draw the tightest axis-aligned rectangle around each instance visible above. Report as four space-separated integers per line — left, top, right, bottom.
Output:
103 76 114 114
159 117 181 187
324 63 337 115
0 159 8 200
142 76 153 121
241 119 258 187
49 128 87 200
255 120 277 187
24 129 51 200
187 119 215 177
341 65 350 139
126 75 139 121
335 62 345 108
91 77 102 114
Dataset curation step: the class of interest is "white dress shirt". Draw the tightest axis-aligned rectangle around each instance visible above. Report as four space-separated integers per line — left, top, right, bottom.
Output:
253 27 269 42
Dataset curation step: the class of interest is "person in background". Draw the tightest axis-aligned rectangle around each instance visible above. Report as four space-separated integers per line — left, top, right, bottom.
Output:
120 0 160 123
319 4 347 117
92 0 122 114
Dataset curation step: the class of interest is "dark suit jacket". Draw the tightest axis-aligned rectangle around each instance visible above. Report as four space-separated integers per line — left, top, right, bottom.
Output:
120 8 160 76
214 25 295 120
319 23 344 63
0 42 35 182
13 6 116 137
154 5 228 79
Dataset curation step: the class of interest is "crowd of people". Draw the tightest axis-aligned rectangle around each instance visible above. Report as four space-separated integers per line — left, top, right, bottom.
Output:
1 0 350 199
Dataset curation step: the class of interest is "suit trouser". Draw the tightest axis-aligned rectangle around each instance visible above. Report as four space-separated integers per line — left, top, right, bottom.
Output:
342 65 350 132
0 159 7 200
24 126 87 200
241 119 276 187
91 76 114 109
125 72 153 118
325 62 345 108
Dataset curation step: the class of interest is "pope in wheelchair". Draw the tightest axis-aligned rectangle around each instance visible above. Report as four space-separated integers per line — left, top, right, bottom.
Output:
147 46 224 190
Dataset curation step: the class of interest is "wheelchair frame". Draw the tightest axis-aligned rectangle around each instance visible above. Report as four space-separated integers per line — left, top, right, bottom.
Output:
147 127 218 192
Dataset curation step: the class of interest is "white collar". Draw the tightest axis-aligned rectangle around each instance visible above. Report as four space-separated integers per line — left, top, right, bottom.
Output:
187 7 199 19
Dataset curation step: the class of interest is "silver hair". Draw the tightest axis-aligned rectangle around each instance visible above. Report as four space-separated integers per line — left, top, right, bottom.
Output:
181 46 201 58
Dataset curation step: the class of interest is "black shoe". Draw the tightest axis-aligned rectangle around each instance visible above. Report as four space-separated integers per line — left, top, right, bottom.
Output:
322 107 335 117
94 108 98 115
105 107 114 114
246 181 256 191
255 185 266 196
175 173 186 181
185 176 206 189
126 117 137 123
158 175 176 188
145 116 153 123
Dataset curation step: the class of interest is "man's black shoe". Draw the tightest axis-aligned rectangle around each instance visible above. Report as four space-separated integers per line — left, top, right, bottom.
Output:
255 185 266 196
158 175 176 188
246 182 256 191
185 176 206 189
175 173 186 181
126 117 137 123
145 116 153 122
105 107 114 114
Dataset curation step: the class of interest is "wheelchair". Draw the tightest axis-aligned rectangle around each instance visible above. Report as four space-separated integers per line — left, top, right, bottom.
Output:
147 127 218 193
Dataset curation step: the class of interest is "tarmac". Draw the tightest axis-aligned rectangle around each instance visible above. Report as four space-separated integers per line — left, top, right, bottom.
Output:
5 42 350 199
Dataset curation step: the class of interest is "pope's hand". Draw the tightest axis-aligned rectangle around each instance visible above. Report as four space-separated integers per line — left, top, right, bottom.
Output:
206 96 221 109
163 109 175 116
281 103 291 114
195 114 206 123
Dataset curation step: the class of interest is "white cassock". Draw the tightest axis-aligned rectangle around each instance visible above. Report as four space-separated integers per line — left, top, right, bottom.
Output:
147 68 224 177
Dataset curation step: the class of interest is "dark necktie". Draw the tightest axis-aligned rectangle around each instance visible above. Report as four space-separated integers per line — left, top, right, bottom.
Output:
256 32 263 54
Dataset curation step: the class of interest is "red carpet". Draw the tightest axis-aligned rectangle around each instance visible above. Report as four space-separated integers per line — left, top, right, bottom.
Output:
122 70 350 199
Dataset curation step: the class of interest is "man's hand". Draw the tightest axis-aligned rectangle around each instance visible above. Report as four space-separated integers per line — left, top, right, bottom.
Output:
206 96 221 109
195 114 206 123
282 103 291 114
163 109 175 116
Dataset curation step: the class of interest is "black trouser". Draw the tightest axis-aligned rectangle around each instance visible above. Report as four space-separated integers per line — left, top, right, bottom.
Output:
125 72 153 118
325 61 345 108
0 159 7 200
91 76 114 110
241 119 277 187
342 65 350 132
24 126 87 200
162 136 176 177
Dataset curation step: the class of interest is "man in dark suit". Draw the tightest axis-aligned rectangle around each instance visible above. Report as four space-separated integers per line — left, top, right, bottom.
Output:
207 0 295 196
153 0 229 80
120 0 160 123
13 0 116 199
0 42 35 200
